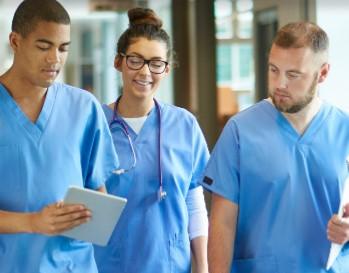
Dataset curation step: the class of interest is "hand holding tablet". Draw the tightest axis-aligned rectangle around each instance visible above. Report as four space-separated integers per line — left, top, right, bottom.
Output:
62 186 127 246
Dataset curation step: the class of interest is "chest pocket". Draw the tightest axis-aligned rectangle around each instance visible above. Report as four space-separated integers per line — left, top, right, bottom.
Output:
162 145 192 195
0 145 25 210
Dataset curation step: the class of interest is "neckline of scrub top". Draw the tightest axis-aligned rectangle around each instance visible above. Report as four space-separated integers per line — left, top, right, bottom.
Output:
262 99 331 144
0 82 57 143
123 116 148 134
103 102 160 142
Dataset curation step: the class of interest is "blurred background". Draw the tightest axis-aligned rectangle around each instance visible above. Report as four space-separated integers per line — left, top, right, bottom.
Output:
0 0 348 149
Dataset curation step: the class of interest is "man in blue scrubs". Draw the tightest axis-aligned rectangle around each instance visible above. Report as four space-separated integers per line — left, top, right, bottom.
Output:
0 1 118 272
201 22 349 273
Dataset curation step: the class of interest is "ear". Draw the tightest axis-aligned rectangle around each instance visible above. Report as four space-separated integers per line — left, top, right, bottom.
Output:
9 32 21 53
164 64 171 76
114 55 123 72
318 63 330 83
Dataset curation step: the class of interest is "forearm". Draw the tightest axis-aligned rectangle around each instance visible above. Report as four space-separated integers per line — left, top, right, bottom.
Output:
208 194 238 273
208 218 235 273
0 201 91 235
191 235 208 273
0 210 33 234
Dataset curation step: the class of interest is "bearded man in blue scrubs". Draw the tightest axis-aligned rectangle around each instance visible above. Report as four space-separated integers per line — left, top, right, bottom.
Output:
201 22 349 273
0 1 118 272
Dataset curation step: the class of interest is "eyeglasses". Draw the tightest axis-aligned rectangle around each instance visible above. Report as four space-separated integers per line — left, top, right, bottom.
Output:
120 53 168 74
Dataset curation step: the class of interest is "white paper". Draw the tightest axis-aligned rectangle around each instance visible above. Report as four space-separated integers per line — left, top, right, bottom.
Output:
326 161 349 270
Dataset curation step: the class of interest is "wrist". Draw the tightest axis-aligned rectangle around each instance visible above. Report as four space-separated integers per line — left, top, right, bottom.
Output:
25 213 37 234
195 264 209 273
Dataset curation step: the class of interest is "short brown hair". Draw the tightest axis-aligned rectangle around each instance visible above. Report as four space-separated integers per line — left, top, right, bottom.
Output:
273 22 329 53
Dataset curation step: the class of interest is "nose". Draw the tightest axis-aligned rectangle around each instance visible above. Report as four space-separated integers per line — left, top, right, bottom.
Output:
46 48 60 64
274 73 288 90
138 62 152 75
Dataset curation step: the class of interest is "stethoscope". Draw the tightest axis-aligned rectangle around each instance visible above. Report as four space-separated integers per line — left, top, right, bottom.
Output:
109 96 166 201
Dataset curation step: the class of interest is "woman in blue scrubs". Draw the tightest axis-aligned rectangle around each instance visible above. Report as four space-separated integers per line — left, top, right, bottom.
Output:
94 7 209 273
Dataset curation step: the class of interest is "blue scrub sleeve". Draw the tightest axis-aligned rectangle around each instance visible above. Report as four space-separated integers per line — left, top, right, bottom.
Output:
189 118 210 190
200 119 240 204
82 103 119 190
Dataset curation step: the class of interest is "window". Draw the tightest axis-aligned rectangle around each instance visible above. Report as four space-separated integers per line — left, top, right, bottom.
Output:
215 0 254 112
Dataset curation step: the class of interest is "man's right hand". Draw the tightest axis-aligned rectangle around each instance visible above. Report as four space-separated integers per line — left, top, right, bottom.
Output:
29 202 91 235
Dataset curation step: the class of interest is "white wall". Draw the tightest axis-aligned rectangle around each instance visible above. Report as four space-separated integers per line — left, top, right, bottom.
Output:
0 0 90 75
0 0 173 104
317 0 349 112
148 0 173 104
0 1 18 74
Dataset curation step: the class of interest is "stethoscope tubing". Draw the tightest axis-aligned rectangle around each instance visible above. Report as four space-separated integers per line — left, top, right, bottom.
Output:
109 96 165 200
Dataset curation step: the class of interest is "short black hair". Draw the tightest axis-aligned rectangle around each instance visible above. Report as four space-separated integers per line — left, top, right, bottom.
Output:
12 0 70 37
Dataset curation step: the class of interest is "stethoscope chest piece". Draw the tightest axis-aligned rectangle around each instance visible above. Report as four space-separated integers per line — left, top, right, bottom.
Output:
158 186 167 201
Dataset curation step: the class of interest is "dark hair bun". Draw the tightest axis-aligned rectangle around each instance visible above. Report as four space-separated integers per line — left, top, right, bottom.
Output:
128 7 162 29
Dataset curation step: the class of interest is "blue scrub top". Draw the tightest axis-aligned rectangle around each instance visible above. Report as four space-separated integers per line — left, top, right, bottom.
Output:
94 102 209 273
201 100 349 273
0 83 119 273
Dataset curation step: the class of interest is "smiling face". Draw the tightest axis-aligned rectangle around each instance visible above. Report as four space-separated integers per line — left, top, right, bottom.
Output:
268 44 329 113
10 20 70 89
115 37 169 102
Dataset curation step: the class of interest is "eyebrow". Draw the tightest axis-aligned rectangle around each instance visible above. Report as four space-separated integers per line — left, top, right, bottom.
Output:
287 70 302 74
128 52 165 60
268 63 303 74
36 39 71 46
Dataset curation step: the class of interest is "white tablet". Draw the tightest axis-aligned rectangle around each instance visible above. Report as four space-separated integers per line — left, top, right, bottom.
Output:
62 186 127 246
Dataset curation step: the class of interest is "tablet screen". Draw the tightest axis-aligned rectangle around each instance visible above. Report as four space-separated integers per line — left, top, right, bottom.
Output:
62 186 127 246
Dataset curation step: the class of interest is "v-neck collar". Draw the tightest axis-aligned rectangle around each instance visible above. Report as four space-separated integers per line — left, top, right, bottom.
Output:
0 83 57 143
133 105 158 142
263 99 330 144
104 102 161 142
